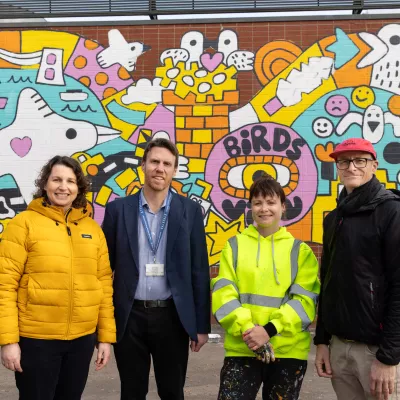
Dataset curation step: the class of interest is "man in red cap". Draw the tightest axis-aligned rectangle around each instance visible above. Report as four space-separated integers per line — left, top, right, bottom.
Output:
314 138 400 400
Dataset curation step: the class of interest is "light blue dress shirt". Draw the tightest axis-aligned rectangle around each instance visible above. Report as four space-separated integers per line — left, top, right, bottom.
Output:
134 190 171 300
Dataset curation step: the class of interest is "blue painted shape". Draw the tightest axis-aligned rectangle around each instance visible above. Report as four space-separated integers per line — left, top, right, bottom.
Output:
326 28 360 70
107 100 146 126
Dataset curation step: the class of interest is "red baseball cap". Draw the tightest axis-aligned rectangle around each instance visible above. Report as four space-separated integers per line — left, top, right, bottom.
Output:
329 138 377 160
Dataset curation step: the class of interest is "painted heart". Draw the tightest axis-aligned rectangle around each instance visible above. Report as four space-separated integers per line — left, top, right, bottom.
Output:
10 137 32 158
200 52 224 72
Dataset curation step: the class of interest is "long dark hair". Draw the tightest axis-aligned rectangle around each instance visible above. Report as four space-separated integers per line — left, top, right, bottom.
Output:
33 156 90 209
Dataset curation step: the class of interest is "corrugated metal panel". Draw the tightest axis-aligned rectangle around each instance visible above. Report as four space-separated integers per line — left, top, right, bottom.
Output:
0 0 399 18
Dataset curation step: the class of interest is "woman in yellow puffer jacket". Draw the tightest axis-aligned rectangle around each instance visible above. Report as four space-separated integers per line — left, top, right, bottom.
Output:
0 155 116 400
212 175 320 400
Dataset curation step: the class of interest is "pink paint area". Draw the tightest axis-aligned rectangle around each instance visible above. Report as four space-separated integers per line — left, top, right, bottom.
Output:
45 68 55 80
205 122 318 225
46 53 57 65
0 98 8 109
10 137 32 158
65 38 133 100
264 97 283 115
93 193 120 224
130 105 175 145
200 52 224 72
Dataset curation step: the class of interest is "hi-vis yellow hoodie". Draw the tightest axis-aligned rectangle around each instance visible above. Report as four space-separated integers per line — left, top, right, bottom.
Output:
211 225 320 359
0 198 116 345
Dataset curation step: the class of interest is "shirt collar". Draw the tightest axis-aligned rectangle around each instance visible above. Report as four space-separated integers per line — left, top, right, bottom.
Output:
140 189 169 210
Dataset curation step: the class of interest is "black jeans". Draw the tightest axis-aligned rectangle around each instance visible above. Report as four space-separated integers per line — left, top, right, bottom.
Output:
15 334 96 400
113 301 189 400
218 356 308 400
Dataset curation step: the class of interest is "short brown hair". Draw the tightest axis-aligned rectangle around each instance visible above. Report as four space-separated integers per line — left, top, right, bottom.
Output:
33 156 90 209
249 174 286 204
142 138 179 168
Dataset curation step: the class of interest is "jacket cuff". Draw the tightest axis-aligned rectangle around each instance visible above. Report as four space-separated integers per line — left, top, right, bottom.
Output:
97 329 116 344
376 350 400 366
263 322 277 338
0 332 20 347
241 321 255 335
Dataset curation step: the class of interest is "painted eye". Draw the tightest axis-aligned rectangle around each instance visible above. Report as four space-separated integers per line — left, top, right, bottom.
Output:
368 114 372 117
390 35 400 45
224 39 231 45
376 114 380 117
190 40 197 46
66 129 77 140
131 46 136 51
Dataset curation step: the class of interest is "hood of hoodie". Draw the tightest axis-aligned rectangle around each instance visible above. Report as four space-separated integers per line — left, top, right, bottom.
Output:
242 224 294 242
27 197 90 224
241 225 294 285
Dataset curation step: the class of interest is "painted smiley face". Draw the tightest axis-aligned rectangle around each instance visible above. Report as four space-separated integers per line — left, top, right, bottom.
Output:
325 95 350 116
312 117 334 138
352 86 376 109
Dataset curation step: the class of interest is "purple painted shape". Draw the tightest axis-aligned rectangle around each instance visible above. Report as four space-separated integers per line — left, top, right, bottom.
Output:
10 137 32 158
45 68 55 80
65 38 134 100
0 98 8 109
264 97 283 115
204 122 318 225
129 105 175 145
47 53 57 65
200 52 224 72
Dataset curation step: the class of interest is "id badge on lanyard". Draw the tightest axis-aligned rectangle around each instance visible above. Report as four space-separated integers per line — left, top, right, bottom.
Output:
139 191 171 277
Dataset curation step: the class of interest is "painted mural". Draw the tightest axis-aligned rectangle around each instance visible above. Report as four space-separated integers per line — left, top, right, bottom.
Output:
1 25 400 266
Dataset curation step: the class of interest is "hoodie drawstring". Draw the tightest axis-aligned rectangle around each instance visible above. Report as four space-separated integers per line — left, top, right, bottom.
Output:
256 232 280 285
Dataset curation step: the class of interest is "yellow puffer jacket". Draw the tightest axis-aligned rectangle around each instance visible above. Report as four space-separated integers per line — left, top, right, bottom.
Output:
0 198 116 345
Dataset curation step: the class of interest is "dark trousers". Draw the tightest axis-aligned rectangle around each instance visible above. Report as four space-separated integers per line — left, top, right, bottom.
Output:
218 356 308 400
15 334 96 400
114 301 189 400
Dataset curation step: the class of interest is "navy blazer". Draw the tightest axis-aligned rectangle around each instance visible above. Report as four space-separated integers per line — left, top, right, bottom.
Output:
102 191 211 342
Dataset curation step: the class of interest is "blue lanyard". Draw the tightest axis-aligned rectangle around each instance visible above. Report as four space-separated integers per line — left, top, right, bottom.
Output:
139 190 172 263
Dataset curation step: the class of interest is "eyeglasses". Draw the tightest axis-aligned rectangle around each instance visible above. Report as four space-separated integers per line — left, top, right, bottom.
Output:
336 158 374 170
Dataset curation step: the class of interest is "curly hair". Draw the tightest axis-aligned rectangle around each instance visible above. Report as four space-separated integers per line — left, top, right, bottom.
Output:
33 156 91 209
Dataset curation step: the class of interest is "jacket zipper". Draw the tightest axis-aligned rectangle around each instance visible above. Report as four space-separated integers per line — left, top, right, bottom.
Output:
370 282 374 309
64 208 74 339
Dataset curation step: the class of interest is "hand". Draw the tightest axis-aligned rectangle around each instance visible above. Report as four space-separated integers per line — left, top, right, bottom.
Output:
95 343 111 371
315 344 332 378
243 326 270 351
370 358 396 400
1 343 22 372
190 334 208 352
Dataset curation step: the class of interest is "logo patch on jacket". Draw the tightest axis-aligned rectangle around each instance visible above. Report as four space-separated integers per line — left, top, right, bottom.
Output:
81 234 92 239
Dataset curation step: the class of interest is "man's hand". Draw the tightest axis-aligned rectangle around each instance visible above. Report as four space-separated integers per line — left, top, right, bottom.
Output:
243 326 270 351
370 358 396 400
95 343 111 371
190 334 208 352
1 343 22 372
315 344 332 378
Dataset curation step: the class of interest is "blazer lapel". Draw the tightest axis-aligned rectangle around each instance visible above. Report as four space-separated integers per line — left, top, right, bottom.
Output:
124 194 140 270
166 193 184 258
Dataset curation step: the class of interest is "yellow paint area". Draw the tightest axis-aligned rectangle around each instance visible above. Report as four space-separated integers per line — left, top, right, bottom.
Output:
115 168 137 190
251 43 337 125
21 30 79 69
102 88 157 141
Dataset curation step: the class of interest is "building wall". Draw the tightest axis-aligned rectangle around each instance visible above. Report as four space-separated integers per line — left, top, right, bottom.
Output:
1 18 400 276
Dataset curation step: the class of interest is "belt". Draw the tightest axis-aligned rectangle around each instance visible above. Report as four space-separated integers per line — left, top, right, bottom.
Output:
133 299 173 308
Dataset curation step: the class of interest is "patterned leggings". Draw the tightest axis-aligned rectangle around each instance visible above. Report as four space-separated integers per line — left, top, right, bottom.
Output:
218 357 307 400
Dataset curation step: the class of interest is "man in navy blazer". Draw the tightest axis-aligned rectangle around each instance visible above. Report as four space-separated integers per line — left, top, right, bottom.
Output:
103 138 210 400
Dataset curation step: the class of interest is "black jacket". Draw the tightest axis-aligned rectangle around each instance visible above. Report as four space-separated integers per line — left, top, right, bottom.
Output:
314 176 400 365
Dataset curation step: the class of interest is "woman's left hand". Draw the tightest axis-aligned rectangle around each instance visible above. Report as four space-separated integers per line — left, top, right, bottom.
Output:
95 342 111 371
243 326 270 351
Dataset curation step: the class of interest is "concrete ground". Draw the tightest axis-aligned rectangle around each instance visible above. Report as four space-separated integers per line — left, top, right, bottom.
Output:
0 327 336 400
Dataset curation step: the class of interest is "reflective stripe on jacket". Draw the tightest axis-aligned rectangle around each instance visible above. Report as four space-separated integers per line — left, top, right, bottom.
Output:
211 225 320 359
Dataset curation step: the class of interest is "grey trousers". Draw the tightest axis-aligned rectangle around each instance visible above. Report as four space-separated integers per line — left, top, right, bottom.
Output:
330 335 398 400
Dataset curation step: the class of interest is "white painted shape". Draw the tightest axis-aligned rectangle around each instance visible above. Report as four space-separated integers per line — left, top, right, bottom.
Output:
274 164 291 187
180 31 205 65
123 157 139 165
122 78 170 105
97 29 149 72
362 105 384 143
198 82 211 93
195 69 207 78
357 32 388 68
227 50 254 71
227 164 246 189
160 48 189 66
0 196 15 218
213 73 226 84
36 48 65 86
217 30 238 63
10 196 25 205
384 111 400 137
166 68 180 79
229 103 259 131
103 162 117 173
336 113 363 135
182 75 195 86
0 48 42 66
